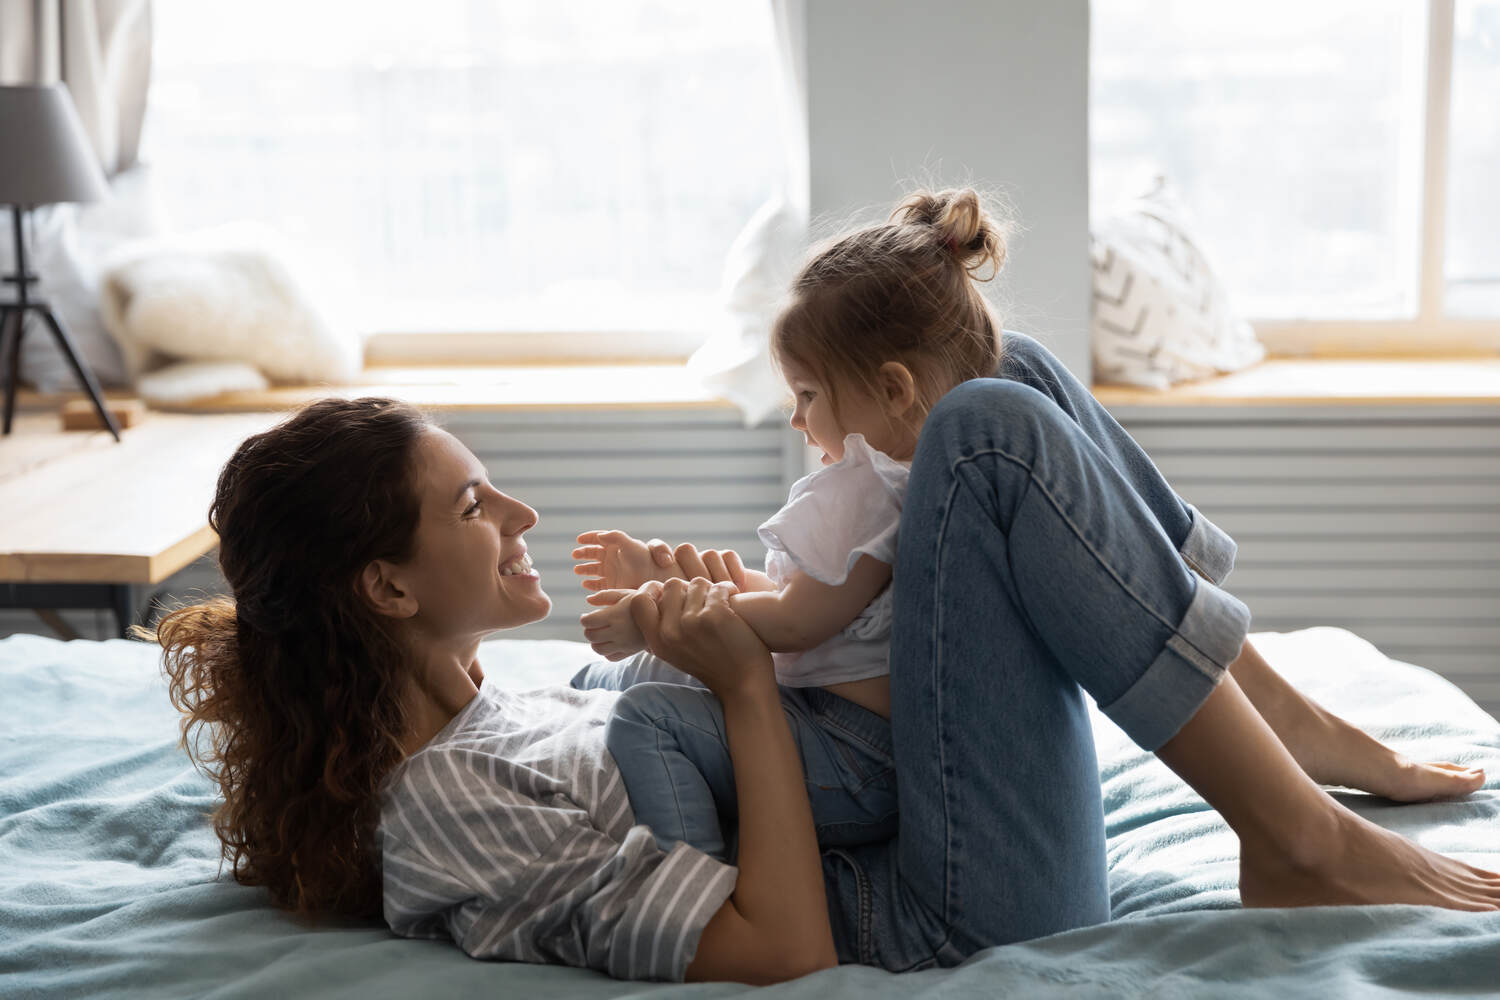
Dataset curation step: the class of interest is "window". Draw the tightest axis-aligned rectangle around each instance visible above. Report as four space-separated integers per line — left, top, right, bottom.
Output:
1092 0 1500 355
143 0 785 360
1448 0 1500 317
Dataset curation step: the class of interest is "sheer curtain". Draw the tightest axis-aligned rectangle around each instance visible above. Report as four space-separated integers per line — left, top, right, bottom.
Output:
688 0 810 427
0 0 155 390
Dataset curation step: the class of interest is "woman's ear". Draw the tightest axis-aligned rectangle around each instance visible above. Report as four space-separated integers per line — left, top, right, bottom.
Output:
360 559 418 619
877 361 919 419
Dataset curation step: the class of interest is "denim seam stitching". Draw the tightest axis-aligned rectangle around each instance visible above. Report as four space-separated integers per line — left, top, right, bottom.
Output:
951 447 1235 673
814 711 894 768
930 473 962 925
650 723 689 847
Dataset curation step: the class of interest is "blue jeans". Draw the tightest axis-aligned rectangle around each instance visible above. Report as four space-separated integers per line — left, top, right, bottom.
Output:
572 656 899 861
820 375 1251 970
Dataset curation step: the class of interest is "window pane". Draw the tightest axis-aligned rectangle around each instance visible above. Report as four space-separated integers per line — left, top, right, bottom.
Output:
1446 0 1500 317
143 0 784 337
1091 0 1427 320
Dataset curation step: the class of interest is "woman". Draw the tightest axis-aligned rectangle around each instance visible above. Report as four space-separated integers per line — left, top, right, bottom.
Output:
154 392 1499 985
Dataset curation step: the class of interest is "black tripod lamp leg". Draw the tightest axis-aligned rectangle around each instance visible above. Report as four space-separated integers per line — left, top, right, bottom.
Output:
0 306 20 435
39 305 122 442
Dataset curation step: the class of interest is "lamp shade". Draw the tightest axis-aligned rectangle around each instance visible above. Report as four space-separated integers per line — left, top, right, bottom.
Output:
0 84 110 206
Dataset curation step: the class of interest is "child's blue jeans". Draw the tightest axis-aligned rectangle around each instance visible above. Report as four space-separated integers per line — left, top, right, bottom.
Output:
584 332 1250 971
571 655 899 861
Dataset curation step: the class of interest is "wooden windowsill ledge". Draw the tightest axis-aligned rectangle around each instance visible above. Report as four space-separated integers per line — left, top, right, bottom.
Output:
1091 356 1500 408
13 357 1500 416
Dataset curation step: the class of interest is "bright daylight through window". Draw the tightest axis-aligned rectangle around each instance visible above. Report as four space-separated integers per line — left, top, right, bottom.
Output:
1092 0 1499 334
143 0 784 350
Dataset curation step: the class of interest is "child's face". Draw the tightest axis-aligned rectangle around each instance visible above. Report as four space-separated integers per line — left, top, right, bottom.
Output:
782 360 916 464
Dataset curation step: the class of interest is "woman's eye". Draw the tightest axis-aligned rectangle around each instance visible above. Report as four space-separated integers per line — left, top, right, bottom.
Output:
464 500 482 517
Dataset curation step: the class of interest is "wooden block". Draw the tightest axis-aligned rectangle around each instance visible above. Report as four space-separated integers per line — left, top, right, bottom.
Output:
60 397 147 431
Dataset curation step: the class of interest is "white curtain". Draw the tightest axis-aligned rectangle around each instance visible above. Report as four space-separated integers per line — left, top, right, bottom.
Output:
0 0 152 176
1 0 155 391
687 0 810 428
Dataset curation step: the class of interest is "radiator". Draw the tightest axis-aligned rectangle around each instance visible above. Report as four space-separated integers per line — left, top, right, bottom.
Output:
1111 403 1500 719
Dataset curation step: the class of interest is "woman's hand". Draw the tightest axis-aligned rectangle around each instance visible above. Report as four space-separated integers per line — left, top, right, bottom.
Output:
629 578 773 700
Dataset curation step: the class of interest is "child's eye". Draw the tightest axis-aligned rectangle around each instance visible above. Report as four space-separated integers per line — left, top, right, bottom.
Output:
798 390 816 403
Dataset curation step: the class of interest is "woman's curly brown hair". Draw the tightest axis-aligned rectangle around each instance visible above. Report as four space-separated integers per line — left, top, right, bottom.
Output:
144 397 431 920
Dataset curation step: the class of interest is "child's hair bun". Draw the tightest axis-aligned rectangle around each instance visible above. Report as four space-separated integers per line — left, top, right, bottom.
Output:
891 187 1008 280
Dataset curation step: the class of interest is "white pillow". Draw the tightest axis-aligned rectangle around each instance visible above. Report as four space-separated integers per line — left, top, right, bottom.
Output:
1091 177 1265 389
99 222 364 395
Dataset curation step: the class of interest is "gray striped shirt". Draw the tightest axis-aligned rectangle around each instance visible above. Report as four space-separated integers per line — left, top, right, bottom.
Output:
379 682 738 981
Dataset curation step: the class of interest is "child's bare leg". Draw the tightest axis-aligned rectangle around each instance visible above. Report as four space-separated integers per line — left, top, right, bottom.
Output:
1157 670 1500 911
573 530 688 591
1231 639 1484 801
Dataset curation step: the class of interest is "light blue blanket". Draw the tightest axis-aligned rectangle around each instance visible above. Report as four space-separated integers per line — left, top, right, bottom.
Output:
2 628 1498 998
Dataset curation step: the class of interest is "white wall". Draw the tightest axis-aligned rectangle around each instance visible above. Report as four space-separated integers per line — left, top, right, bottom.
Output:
804 0 1091 379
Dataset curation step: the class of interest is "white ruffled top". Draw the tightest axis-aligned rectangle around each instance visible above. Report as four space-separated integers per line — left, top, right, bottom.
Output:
756 433 910 687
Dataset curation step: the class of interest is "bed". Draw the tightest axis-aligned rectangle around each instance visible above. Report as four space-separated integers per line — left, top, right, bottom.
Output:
2 627 1498 999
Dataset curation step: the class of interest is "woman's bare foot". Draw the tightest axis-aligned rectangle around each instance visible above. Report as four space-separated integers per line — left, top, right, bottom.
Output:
1278 708 1485 802
1240 805 1500 911
573 530 683 592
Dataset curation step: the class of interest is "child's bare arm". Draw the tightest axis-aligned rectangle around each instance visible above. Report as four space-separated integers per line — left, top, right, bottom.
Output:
728 555 892 653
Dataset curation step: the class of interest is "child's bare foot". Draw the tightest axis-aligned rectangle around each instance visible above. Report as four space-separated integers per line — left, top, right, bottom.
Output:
1240 805 1500 911
1278 708 1485 802
573 530 684 592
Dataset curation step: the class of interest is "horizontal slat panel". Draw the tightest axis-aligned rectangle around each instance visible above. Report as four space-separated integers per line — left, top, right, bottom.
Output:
444 409 749 430
1125 425 1500 453
458 427 786 455
1250 621 1500 650
1233 594 1500 619
1227 565 1500 590
1230 538 1500 563
1175 481 1500 508
470 454 781 482
1151 452 1500 481
1204 510 1500 535
486 481 786 512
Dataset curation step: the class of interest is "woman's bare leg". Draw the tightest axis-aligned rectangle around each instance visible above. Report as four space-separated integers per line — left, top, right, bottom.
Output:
1158 666 1500 910
1230 638 1485 801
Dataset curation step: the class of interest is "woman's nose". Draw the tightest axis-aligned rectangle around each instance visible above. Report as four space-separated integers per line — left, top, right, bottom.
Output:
499 495 538 534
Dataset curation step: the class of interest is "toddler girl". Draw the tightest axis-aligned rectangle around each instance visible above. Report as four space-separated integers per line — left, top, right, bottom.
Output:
571 187 1010 861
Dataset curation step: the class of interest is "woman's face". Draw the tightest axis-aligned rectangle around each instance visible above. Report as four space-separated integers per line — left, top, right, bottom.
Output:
394 427 551 640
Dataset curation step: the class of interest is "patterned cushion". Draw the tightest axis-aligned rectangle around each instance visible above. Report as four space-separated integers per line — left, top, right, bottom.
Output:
1091 176 1265 389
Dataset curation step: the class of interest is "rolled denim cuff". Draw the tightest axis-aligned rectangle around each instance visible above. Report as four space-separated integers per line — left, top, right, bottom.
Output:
1179 503 1237 585
1099 576 1251 751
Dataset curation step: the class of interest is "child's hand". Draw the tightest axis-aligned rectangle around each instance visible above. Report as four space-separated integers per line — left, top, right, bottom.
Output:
573 530 681 592
579 588 649 661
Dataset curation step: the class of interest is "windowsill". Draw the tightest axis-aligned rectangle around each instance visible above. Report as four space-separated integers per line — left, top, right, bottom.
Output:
1090 356 1500 408
16 356 1500 416
146 364 736 413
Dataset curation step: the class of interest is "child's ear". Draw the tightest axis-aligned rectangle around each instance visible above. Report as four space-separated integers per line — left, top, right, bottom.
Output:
877 362 919 418
360 559 419 619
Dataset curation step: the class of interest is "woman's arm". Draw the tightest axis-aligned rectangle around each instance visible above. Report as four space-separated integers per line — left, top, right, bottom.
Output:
728 555 891 653
629 579 837 984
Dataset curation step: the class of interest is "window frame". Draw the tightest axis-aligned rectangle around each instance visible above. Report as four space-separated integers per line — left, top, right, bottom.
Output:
372 0 1497 366
1254 0 1499 357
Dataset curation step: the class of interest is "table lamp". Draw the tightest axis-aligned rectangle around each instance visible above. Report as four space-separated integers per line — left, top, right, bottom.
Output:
0 84 120 441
